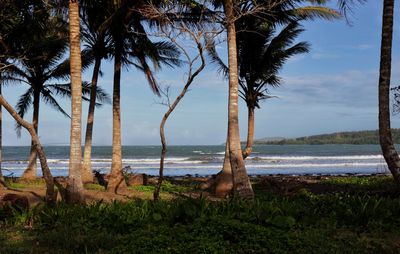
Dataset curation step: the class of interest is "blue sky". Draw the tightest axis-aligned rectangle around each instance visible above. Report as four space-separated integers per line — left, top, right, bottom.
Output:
3 1 400 146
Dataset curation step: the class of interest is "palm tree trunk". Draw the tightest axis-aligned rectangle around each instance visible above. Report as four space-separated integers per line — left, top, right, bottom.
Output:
21 89 40 180
223 0 254 199
242 106 255 159
378 0 400 184
0 84 3 184
82 56 102 183
0 95 56 203
66 0 85 204
108 40 127 193
215 136 233 197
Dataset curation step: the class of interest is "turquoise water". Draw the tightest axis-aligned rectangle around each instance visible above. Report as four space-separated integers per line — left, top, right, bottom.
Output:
0 145 390 177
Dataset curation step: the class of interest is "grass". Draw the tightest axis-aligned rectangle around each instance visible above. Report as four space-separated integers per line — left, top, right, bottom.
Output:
4 178 46 189
1 176 400 253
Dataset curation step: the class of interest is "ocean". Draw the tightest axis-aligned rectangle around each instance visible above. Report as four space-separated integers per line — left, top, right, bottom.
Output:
0 145 391 177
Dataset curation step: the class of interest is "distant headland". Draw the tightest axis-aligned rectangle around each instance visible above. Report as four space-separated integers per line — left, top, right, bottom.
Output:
253 129 400 145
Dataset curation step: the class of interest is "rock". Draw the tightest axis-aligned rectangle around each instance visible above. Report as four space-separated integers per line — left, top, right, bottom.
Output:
127 174 148 186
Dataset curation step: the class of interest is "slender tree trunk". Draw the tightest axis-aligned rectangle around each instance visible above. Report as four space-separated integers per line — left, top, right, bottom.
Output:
66 0 85 204
378 0 400 184
242 106 255 159
223 0 254 199
108 40 127 193
153 49 205 201
0 84 3 185
21 89 40 180
0 95 56 203
215 136 233 197
82 57 102 183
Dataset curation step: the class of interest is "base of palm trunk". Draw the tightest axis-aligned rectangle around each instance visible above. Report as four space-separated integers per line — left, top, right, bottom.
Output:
81 165 94 184
65 180 85 204
107 174 127 194
20 167 37 181
215 170 233 198
232 170 254 199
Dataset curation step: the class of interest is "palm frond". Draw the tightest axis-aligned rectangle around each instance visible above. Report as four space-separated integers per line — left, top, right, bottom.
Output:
82 82 111 104
292 6 341 21
40 88 70 118
205 35 229 79
14 87 34 137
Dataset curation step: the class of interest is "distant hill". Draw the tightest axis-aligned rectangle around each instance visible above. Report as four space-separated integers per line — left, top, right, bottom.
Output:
253 129 400 145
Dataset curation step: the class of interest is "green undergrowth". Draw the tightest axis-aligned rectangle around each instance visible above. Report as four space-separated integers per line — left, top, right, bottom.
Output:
4 178 46 189
319 175 398 193
129 180 191 194
1 176 400 253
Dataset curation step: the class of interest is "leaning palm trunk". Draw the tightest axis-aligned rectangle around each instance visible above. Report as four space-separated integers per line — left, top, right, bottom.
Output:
66 0 85 204
0 95 56 203
223 0 254 199
82 57 102 183
378 0 400 184
108 41 127 193
21 89 40 180
242 106 255 159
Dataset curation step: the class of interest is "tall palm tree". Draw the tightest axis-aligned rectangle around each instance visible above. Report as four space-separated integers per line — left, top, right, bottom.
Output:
209 0 339 197
104 0 180 193
3 40 105 181
210 21 309 159
1 2 70 180
222 0 254 198
378 0 400 184
80 0 113 183
66 0 85 204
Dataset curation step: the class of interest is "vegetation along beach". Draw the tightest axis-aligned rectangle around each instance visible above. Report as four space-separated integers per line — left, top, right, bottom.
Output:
1 0 400 253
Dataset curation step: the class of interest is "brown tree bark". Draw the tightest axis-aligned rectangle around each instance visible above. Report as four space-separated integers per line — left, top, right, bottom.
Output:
223 0 254 199
108 40 127 193
66 0 85 204
378 0 400 184
0 84 3 185
82 56 102 183
21 89 40 180
215 136 233 197
0 95 56 203
242 106 255 159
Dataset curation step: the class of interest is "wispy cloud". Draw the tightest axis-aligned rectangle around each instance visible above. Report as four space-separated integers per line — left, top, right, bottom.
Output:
277 70 379 108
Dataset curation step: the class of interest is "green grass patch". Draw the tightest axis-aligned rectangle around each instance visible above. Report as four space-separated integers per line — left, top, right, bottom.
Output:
129 180 191 194
1 176 400 253
84 183 106 191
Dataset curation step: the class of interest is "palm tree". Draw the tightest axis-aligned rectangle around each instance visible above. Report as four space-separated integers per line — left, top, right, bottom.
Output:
209 0 339 197
104 0 180 193
210 21 309 159
3 36 105 181
378 0 400 184
80 0 113 183
66 0 85 204
222 0 254 198
0 2 69 180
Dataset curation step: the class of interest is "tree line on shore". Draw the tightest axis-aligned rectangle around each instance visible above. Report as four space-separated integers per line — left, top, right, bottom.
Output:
253 129 400 145
1 0 400 204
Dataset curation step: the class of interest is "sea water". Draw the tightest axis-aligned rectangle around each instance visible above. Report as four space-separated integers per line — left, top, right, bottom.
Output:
0 145 390 177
